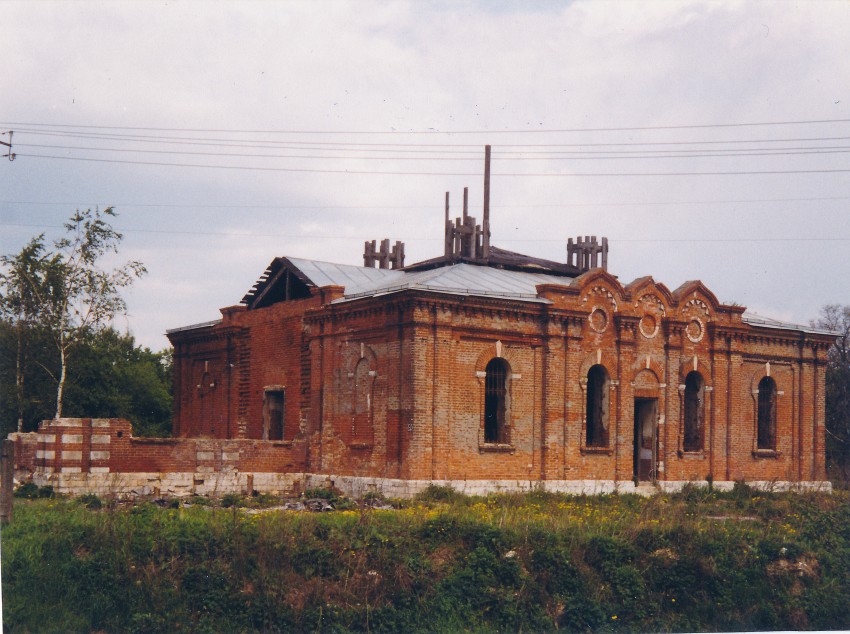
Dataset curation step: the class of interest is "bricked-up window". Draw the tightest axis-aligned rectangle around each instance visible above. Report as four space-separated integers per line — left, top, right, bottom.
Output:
683 371 705 451
263 389 285 441
586 365 610 447
352 359 372 442
757 376 777 450
484 358 509 443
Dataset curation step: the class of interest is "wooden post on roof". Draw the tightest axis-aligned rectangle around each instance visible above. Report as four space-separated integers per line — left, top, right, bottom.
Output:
462 186 469 222
444 192 452 256
483 144 491 259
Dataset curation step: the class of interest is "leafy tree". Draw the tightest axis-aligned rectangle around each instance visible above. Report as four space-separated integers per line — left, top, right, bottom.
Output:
0 236 56 431
62 329 172 437
2 208 147 418
814 304 850 483
0 324 172 437
0 319 56 435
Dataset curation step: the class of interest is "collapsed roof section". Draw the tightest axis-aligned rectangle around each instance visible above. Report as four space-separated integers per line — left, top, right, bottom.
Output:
241 257 403 310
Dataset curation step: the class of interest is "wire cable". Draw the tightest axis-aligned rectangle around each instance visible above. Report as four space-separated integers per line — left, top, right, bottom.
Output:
3 117 850 134
16 152 850 176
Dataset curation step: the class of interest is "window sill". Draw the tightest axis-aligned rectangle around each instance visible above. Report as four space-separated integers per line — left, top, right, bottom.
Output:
580 446 613 455
677 450 706 459
269 440 293 447
752 449 782 459
479 443 515 453
349 442 373 450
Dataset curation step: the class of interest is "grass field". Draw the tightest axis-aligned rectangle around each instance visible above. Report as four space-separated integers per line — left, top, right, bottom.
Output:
2 483 849 633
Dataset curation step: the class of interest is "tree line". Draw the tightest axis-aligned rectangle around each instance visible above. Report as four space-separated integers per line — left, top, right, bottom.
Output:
0 208 171 437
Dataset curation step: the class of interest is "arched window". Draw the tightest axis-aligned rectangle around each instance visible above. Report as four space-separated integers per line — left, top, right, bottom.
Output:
586 364 610 447
757 376 777 450
683 371 705 452
484 358 509 443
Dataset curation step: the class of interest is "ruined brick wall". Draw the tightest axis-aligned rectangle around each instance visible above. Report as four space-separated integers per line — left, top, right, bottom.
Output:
11 418 302 480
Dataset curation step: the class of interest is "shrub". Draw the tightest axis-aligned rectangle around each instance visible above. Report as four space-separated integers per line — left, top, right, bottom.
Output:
79 494 102 510
13 482 54 499
220 493 242 508
414 484 465 504
303 486 356 510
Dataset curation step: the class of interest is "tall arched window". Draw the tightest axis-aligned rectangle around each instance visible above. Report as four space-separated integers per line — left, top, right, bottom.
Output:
683 371 705 452
484 358 509 443
586 364 610 447
757 376 777 450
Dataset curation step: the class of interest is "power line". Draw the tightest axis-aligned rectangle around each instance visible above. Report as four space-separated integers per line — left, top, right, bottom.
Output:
17 152 850 176
11 127 850 149
16 141 850 161
3 117 850 134
3 222 848 243
3 195 849 210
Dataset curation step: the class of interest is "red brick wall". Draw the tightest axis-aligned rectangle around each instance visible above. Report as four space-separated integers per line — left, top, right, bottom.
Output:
13 418 302 476
158 268 833 487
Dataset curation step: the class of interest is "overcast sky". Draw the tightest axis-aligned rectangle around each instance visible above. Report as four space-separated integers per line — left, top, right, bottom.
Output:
1 0 849 351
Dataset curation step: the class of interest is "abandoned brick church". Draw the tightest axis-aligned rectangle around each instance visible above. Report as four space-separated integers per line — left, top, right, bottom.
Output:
13 150 836 496
161 165 834 495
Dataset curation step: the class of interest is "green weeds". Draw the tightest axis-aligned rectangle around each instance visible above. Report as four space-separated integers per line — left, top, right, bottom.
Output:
2 489 850 632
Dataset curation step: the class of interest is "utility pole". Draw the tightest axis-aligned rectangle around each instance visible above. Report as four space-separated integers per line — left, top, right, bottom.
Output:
482 144 491 259
1 130 15 161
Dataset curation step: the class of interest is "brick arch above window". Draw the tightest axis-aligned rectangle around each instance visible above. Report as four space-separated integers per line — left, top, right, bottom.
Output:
343 341 379 375
631 354 664 385
677 354 712 386
578 349 618 383
632 367 661 399
747 363 787 394
473 341 522 376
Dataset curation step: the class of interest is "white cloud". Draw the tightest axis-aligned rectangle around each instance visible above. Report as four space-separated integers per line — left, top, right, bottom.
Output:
2 0 849 349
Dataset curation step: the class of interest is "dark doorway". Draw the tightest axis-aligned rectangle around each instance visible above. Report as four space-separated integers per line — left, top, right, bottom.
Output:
634 398 658 482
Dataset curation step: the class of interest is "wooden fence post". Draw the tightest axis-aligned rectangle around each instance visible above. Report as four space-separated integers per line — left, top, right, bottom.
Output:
0 439 14 524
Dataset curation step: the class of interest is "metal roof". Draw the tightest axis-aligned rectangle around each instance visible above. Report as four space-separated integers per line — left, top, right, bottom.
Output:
742 312 837 336
335 262 575 304
166 319 222 335
286 257 405 294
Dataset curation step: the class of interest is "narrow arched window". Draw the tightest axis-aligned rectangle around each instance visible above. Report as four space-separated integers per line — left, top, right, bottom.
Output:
484 358 509 443
757 376 777 450
683 371 705 452
586 364 610 447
